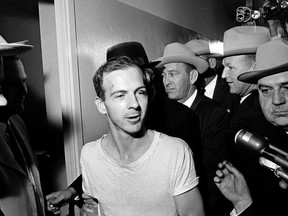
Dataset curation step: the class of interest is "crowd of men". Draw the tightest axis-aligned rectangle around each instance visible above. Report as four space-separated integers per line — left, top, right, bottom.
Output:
1 6 288 216
43 23 288 216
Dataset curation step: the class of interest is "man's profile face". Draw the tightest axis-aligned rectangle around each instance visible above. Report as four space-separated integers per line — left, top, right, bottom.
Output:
101 66 148 134
222 55 254 97
258 71 288 130
2 57 27 114
162 62 192 103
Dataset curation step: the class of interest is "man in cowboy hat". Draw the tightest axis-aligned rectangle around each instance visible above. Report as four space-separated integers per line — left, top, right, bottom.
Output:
215 39 288 216
155 42 229 216
212 25 272 216
46 41 202 215
185 39 240 117
0 36 46 216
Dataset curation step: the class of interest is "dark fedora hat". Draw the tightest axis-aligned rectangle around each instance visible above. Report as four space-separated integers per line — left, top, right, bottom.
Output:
106 41 159 68
238 39 288 84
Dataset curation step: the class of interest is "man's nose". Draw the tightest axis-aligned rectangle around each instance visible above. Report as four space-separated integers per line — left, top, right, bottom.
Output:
163 75 171 86
128 94 140 109
272 90 286 105
221 67 229 79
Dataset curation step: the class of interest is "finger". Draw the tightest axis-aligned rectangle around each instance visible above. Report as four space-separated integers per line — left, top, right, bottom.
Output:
46 193 56 200
52 209 61 215
215 169 224 178
279 180 288 190
217 162 225 169
47 205 58 212
83 204 95 213
51 194 64 205
82 193 91 199
224 163 244 179
214 176 221 183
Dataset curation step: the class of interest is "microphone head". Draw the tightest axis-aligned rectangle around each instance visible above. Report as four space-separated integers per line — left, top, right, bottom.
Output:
235 129 268 154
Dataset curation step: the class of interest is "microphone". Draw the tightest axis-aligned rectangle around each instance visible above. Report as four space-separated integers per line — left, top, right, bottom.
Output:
235 129 288 170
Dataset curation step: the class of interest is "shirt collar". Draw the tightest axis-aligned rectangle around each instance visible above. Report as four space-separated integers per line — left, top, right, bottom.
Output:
183 89 198 107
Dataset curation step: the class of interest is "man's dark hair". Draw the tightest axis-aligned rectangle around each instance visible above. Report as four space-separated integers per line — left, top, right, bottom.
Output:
93 56 153 100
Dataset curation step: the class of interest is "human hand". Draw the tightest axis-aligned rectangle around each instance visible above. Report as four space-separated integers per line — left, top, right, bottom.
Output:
46 187 77 215
82 193 98 215
214 161 252 214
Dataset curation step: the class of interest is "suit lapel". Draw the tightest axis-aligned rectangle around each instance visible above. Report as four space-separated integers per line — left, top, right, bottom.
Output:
0 122 28 177
191 92 202 111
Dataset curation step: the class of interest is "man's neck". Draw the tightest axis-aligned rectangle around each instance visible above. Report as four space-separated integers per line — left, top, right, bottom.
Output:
103 128 154 164
178 86 196 104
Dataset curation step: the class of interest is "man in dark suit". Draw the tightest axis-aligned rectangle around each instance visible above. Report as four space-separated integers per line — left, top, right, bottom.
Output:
213 25 288 216
156 42 229 216
46 41 202 215
185 39 240 117
232 38 288 216
0 38 45 216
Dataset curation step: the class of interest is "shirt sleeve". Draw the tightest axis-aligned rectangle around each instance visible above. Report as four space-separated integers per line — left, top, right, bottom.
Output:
80 146 93 197
172 145 199 196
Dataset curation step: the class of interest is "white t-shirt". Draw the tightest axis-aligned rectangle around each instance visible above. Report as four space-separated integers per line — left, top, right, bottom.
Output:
80 131 199 216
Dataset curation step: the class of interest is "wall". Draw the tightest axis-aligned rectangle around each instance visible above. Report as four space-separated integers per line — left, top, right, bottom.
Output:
116 0 232 41
75 0 211 144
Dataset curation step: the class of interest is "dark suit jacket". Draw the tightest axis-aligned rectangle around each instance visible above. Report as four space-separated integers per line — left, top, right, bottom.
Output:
190 92 230 216
212 75 240 118
227 90 288 216
0 115 45 216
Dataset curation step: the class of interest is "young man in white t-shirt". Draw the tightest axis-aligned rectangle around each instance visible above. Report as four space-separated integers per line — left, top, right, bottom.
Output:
80 56 204 216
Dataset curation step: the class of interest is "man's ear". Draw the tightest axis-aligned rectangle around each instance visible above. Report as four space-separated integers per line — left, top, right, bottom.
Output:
94 97 107 115
208 57 216 69
189 69 199 85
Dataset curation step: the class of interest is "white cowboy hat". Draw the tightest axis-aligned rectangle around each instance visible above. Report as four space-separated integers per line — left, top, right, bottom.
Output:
238 39 288 84
154 42 209 74
0 35 33 56
214 26 271 57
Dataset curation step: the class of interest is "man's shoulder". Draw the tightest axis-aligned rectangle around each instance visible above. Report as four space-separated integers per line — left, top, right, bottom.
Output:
156 131 191 152
81 136 103 155
196 94 228 117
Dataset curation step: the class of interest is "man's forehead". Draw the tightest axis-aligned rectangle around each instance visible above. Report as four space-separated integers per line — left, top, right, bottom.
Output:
223 55 243 64
103 67 144 88
258 71 288 86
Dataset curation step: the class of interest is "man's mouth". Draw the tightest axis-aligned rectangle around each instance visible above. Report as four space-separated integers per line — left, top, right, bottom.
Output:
273 111 288 116
126 114 141 122
165 88 175 93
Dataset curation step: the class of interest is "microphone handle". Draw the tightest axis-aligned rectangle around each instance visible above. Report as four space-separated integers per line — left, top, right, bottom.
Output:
263 149 288 170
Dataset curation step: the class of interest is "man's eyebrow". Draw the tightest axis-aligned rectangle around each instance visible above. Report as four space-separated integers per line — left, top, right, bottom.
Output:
136 85 146 91
259 81 288 88
258 83 270 88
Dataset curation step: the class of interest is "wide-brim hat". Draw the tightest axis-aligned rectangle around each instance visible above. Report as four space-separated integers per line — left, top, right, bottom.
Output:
213 26 270 58
0 35 33 56
185 39 224 58
185 39 210 56
238 39 288 84
153 42 209 74
106 41 159 68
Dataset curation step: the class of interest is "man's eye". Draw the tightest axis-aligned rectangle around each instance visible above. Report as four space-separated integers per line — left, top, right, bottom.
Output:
282 86 288 92
115 94 124 99
260 88 270 94
137 90 147 96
